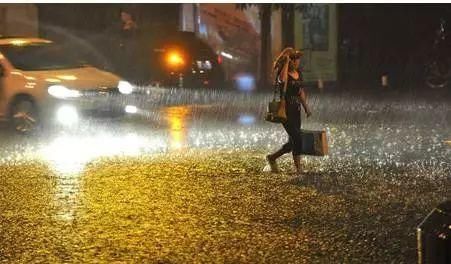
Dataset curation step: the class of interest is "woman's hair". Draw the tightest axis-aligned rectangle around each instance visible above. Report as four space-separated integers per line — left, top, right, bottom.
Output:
273 48 303 74
272 47 294 72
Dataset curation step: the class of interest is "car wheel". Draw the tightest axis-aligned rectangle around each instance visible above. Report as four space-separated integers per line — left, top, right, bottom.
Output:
10 98 40 134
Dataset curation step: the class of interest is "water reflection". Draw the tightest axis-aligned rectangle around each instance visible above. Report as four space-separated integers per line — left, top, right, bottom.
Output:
237 113 256 125
163 106 191 150
35 106 192 224
53 173 79 222
38 133 167 223
39 133 164 174
34 105 193 174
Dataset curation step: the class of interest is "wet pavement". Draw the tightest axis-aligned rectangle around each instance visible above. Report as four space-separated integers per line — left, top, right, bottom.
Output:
0 87 450 262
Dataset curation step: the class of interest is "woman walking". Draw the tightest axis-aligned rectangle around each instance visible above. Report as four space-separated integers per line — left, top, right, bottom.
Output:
266 48 312 175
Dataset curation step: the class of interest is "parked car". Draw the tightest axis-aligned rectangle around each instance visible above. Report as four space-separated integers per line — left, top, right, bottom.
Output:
0 37 137 133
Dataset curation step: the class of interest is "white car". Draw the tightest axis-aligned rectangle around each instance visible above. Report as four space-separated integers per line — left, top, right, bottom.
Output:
0 37 137 132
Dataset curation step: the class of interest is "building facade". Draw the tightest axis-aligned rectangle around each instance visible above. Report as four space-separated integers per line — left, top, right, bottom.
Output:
179 3 338 85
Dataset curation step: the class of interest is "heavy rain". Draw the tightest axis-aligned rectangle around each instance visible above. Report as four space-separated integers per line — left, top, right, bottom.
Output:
0 2 450 263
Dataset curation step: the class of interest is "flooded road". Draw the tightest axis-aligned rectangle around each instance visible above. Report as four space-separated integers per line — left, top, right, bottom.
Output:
0 87 449 262
0 87 448 175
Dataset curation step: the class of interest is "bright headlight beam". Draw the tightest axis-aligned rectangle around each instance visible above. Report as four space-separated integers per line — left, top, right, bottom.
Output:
125 105 137 114
56 105 78 126
118 80 134 94
48 85 80 99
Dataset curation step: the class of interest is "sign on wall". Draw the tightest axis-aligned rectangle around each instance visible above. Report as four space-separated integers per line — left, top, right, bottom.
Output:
295 4 337 83
303 4 329 51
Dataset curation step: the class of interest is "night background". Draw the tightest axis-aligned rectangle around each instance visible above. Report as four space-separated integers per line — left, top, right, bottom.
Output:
34 4 451 89
0 3 449 263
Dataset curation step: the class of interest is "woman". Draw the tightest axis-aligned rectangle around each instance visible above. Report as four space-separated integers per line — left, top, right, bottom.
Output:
266 48 312 174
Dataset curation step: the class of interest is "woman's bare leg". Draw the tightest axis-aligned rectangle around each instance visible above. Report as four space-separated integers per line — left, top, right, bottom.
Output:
292 155 302 174
266 147 290 173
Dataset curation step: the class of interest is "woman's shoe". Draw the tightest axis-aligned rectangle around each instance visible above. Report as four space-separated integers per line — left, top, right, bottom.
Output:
266 155 280 173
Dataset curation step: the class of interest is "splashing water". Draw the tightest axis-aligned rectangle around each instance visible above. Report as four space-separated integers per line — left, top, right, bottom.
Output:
0 86 448 181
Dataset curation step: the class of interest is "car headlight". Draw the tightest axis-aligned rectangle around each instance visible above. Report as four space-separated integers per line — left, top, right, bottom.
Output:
118 80 134 94
48 85 81 99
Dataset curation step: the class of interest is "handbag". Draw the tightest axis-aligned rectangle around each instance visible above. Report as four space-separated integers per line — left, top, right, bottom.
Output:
265 78 287 123
265 99 287 123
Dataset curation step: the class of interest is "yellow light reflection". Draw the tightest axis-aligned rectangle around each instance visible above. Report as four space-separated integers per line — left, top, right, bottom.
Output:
57 75 77 81
10 39 29 46
25 82 36 89
164 106 191 150
45 78 62 83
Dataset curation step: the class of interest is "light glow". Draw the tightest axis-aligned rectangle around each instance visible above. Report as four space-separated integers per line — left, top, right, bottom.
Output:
45 78 62 83
56 105 78 126
10 39 29 46
237 114 256 125
166 51 184 67
235 73 256 92
57 75 78 81
118 80 134 94
39 133 167 174
220 51 233 59
48 85 81 99
125 105 138 114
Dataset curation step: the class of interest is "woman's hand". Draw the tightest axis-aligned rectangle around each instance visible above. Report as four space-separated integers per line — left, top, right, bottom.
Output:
299 89 311 118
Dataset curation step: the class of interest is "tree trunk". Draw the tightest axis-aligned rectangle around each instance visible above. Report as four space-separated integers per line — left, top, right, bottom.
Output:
281 5 295 48
259 4 272 89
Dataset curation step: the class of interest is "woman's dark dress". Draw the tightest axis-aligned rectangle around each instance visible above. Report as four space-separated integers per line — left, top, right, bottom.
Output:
280 71 304 155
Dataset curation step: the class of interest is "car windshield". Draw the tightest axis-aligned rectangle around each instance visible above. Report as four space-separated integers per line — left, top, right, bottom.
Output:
0 43 87 71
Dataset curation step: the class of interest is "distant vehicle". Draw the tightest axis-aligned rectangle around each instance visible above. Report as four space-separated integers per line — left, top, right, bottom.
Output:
146 31 225 88
0 37 137 133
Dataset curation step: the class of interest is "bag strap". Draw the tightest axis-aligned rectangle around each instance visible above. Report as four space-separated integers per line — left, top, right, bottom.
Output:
272 67 284 101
